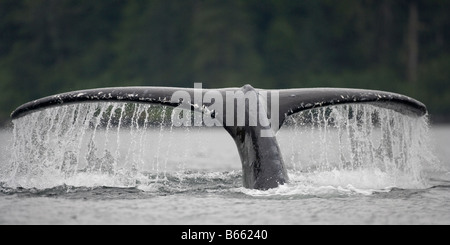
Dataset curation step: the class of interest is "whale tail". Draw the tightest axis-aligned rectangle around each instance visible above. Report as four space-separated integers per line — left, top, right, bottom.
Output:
10 85 427 190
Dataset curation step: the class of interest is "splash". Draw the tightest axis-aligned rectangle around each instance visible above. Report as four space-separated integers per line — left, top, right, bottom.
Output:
277 104 437 192
1 102 438 194
3 103 184 189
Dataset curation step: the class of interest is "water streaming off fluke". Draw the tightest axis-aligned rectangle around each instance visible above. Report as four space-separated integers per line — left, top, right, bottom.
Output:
1 102 437 193
278 104 436 191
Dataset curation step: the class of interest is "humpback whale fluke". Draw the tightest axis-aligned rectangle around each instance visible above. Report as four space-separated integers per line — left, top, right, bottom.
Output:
10 85 427 190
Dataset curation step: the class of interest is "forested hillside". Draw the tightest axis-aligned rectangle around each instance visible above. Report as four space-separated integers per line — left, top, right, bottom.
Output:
1 0 449 125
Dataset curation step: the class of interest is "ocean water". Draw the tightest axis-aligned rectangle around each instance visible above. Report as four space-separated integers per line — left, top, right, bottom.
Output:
0 103 449 225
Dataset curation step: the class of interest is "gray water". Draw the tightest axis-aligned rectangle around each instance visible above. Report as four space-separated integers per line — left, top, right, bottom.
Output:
1 104 449 225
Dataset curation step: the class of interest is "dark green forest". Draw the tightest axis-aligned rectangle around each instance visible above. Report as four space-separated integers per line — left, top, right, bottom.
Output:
0 0 449 125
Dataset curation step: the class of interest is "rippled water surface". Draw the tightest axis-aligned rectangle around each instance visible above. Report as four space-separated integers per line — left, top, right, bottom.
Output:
1 104 449 225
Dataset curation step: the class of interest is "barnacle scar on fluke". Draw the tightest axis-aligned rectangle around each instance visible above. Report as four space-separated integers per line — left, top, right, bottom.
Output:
11 85 427 190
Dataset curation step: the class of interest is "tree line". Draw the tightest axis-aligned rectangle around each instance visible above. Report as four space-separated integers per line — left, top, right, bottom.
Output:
1 0 449 125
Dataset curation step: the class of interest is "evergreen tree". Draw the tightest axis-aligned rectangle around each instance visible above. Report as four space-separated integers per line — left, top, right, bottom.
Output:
185 0 262 87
